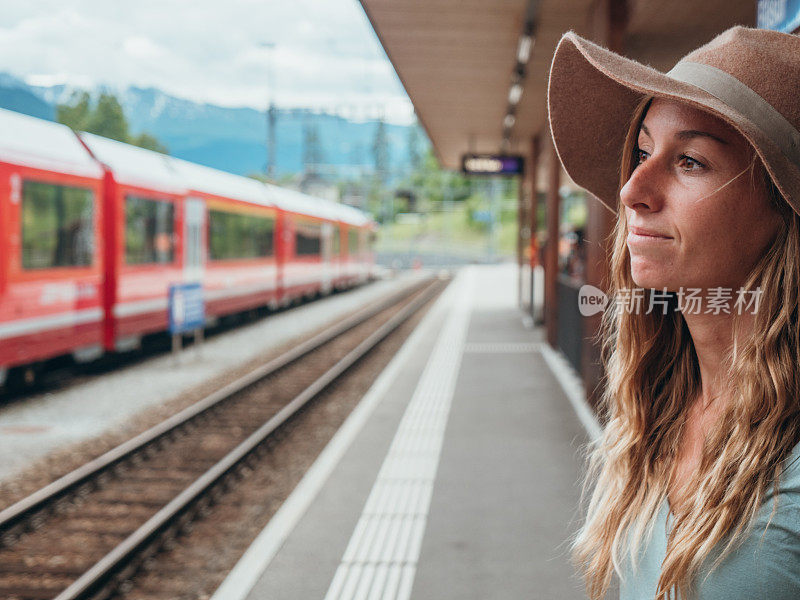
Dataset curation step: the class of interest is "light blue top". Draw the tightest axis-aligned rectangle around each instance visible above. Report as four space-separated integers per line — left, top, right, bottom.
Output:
620 442 800 600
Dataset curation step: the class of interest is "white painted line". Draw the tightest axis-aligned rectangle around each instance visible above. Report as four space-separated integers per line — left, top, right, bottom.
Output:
0 307 103 339
325 566 349 600
367 563 388 600
397 565 416 600
354 564 375 600
113 297 168 318
344 517 369 562
340 564 363 600
323 268 473 600
382 565 402 600
539 342 603 442
382 517 403 563
210 273 460 600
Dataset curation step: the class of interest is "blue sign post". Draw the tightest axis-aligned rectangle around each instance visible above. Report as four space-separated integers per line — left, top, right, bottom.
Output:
168 282 205 359
758 0 800 32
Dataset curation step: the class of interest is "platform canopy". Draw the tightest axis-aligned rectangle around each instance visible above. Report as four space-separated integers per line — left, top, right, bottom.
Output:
358 0 756 170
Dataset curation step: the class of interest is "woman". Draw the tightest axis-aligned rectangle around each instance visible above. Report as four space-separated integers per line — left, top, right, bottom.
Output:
547 27 800 600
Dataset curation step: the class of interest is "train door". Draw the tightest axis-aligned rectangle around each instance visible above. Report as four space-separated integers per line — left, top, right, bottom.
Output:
331 223 341 290
184 197 205 282
321 221 333 294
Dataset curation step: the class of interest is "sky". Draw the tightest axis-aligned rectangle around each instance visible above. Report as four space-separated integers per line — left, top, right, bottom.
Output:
0 0 415 123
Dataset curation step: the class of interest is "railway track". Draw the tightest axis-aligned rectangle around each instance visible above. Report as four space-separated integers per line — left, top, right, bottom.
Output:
0 274 447 600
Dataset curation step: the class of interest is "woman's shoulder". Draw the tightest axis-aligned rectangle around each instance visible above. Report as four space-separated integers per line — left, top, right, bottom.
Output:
760 440 800 520
777 440 800 494
694 446 800 600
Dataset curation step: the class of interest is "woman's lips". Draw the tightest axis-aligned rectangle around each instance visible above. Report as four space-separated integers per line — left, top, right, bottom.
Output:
627 226 672 246
629 225 671 238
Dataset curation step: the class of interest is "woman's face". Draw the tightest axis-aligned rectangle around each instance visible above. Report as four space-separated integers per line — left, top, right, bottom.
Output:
619 98 781 292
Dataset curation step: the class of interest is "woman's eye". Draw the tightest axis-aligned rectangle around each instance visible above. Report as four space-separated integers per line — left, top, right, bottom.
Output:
678 155 705 171
635 148 649 165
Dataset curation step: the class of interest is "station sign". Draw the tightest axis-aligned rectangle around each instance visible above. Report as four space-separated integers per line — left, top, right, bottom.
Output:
461 154 524 176
168 282 205 335
758 0 800 32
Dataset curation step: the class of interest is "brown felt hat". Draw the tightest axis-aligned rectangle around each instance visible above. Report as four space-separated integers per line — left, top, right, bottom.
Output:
547 26 800 216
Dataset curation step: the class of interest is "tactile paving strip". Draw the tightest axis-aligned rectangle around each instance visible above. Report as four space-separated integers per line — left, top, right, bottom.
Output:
323 270 474 600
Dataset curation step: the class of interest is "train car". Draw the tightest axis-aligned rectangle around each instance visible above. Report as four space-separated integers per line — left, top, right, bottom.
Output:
78 132 188 352
167 156 281 315
267 186 377 300
338 203 376 285
267 185 340 302
0 109 377 388
0 109 106 386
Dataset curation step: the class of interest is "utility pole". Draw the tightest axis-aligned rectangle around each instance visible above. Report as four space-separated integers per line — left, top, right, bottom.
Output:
444 171 453 258
488 177 500 261
268 103 276 180
260 42 276 180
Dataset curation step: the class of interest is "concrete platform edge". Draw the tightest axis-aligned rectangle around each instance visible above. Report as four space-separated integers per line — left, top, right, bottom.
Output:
538 342 603 442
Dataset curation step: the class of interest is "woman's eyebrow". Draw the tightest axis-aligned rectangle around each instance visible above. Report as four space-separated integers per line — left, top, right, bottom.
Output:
675 129 730 145
639 123 728 145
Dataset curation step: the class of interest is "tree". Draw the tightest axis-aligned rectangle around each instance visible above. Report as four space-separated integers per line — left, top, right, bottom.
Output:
130 132 168 154
407 119 424 172
86 93 129 142
407 148 471 205
372 118 389 184
56 91 168 153
56 91 91 131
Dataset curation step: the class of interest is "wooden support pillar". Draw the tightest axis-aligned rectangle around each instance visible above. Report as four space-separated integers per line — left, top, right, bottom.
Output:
517 170 525 309
545 134 560 348
581 0 628 408
529 134 541 321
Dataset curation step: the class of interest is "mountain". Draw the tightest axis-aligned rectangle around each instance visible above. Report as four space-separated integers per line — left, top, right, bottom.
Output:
0 73 54 121
2 76 414 179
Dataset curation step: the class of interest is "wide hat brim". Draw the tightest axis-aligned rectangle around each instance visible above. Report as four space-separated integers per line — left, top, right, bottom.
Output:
547 31 800 215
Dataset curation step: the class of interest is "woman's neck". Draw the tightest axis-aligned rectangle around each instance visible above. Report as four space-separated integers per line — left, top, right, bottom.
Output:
681 308 754 411
667 310 745 512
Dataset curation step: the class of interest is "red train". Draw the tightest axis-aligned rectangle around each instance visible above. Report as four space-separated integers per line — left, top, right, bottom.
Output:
0 108 376 387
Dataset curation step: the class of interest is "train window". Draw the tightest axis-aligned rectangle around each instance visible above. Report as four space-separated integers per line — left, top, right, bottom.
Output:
208 209 274 260
296 221 322 256
369 231 377 248
332 226 341 256
125 196 175 265
348 230 359 255
21 181 94 269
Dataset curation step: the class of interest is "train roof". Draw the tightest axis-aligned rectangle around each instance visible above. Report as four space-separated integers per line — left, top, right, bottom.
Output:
167 156 274 208
337 202 373 227
265 183 372 227
0 109 376 228
0 108 104 179
79 132 186 194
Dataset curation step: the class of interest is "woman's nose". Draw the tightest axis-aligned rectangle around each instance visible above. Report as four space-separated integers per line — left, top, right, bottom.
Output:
619 157 665 213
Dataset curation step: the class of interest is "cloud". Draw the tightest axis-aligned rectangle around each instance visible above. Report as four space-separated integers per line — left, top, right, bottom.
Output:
123 36 166 61
0 0 413 123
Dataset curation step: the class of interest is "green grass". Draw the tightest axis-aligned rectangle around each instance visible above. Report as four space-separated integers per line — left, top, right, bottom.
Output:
376 201 518 259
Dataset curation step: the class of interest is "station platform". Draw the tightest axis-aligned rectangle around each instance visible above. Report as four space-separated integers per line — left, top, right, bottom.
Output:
212 263 595 600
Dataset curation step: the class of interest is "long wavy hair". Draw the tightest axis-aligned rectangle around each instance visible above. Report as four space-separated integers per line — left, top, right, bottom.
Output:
572 97 800 600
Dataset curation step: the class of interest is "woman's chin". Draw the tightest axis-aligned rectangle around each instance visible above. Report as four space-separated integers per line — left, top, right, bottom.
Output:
630 265 673 291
